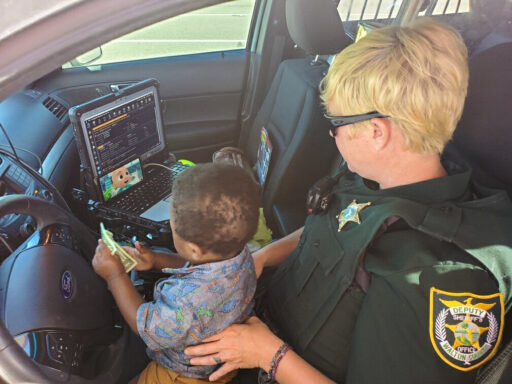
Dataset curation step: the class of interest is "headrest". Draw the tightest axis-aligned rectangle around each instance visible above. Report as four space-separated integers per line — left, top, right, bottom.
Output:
452 39 512 192
286 0 352 55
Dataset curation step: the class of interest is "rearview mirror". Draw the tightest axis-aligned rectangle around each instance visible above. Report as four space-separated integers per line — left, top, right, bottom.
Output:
67 47 103 67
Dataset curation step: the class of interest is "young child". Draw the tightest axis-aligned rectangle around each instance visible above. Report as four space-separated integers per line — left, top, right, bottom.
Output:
92 163 260 384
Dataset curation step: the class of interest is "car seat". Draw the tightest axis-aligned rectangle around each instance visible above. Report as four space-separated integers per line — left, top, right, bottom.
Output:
452 37 512 197
450 35 512 384
239 0 351 237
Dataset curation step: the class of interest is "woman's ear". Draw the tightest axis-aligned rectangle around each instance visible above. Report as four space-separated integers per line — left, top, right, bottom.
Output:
371 117 392 151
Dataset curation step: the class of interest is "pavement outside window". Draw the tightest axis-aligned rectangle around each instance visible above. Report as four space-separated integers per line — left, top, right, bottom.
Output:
64 0 255 68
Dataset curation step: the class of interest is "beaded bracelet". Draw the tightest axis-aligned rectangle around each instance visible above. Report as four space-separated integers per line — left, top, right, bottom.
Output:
267 342 291 382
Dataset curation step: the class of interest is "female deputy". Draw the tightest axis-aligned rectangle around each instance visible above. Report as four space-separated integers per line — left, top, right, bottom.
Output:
185 19 512 384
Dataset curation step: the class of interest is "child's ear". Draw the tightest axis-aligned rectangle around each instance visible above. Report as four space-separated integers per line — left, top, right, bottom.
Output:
186 241 204 262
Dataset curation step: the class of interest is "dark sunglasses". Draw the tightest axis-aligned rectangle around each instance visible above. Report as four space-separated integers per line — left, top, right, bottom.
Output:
324 111 388 136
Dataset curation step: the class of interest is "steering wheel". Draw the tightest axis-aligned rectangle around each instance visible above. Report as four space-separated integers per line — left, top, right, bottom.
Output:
0 195 130 383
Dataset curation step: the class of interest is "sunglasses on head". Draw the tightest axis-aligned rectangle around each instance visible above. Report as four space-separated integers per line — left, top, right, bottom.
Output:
324 111 388 136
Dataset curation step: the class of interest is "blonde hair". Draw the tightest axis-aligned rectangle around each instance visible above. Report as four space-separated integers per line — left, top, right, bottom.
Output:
320 18 468 154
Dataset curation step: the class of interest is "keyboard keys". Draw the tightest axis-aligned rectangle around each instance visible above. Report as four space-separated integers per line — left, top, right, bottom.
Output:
109 162 189 214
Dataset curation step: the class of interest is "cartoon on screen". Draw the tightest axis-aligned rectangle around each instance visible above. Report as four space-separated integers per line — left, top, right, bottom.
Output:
99 158 143 201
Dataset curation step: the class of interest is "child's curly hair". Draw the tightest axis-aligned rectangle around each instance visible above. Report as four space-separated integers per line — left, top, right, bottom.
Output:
171 163 260 257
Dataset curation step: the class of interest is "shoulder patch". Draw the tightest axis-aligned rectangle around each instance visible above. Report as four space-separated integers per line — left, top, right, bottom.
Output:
429 287 504 371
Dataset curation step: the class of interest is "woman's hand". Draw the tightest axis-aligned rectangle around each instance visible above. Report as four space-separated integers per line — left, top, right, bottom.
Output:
122 241 155 271
185 317 283 382
92 239 125 282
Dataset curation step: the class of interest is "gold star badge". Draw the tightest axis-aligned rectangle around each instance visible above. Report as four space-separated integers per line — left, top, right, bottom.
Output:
336 200 371 232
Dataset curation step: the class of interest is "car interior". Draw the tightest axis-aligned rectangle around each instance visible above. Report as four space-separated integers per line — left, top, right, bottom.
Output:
239 0 350 236
0 0 511 382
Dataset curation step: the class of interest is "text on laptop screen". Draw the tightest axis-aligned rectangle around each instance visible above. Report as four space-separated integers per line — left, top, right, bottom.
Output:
78 84 165 179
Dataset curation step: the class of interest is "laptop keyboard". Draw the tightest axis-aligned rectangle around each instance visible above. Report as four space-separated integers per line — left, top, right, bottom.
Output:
109 162 189 214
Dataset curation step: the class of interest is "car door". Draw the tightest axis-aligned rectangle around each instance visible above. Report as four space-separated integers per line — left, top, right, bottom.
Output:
32 0 259 163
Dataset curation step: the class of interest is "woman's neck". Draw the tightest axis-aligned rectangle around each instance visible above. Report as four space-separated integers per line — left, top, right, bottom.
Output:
377 153 447 189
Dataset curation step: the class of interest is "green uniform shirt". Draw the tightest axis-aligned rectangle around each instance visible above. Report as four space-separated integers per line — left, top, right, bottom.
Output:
266 159 512 383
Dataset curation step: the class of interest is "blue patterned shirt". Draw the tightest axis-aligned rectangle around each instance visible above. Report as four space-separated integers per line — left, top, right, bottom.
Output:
136 246 256 378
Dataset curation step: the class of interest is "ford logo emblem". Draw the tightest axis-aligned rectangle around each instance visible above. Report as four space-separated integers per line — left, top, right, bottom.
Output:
61 271 74 300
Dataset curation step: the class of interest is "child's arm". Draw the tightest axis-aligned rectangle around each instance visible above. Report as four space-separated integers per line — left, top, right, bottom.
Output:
106 273 143 335
93 240 144 335
123 241 186 271
252 227 303 277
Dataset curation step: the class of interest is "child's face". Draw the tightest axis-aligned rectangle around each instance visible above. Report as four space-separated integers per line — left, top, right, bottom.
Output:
112 166 131 189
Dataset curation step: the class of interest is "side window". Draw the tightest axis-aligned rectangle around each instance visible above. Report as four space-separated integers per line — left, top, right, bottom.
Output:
415 0 512 55
64 0 256 68
415 0 470 40
337 0 476 40
418 0 471 16
337 0 405 38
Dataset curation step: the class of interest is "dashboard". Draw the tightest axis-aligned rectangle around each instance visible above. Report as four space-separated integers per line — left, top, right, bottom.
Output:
0 152 61 260
0 83 117 260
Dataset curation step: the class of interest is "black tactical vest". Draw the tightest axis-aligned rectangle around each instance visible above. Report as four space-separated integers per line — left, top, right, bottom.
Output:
265 169 512 382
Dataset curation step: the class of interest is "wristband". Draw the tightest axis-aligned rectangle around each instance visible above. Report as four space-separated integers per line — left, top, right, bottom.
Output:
267 342 291 382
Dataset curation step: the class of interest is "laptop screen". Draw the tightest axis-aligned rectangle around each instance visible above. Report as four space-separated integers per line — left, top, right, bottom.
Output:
98 157 143 202
70 79 165 202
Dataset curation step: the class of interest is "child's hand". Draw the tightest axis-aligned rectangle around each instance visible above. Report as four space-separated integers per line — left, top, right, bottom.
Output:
122 241 155 271
93 240 125 282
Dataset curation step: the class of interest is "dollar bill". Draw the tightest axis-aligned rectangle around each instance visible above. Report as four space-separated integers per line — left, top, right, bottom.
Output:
100 222 138 272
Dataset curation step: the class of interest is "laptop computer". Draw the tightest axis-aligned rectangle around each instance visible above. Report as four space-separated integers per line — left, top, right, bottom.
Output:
70 78 184 222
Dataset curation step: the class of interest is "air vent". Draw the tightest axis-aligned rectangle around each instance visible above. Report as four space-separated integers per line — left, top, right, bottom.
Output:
42 97 68 120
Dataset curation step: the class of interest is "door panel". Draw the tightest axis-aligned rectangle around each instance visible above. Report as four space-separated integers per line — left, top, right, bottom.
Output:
31 0 258 163
34 49 248 163
163 91 242 161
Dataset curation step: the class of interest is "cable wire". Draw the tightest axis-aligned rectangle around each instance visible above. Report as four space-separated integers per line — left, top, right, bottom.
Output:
0 123 21 164
0 144 43 175
143 162 173 172
0 234 13 253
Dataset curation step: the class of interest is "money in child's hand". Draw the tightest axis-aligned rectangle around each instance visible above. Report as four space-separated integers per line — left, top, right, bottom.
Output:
100 222 138 272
